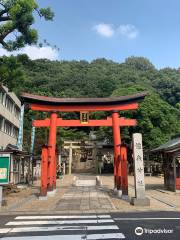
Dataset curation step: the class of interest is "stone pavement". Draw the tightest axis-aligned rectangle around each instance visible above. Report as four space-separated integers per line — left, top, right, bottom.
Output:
55 174 114 211
1 174 180 214
0 175 74 214
56 186 114 211
0 174 115 214
101 174 180 212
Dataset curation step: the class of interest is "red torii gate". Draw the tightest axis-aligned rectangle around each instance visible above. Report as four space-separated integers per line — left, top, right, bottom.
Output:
21 92 147 197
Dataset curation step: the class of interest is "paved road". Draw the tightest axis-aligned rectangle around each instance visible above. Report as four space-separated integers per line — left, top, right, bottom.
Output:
0 212 180 239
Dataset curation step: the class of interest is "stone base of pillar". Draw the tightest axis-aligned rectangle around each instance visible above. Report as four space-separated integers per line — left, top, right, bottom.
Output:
96 176 102 186
117 190 122 198
39 196 48 200
113 187 117 194
130 197 150 206
72 176 77 186
121 195 129 201
47 189 56 197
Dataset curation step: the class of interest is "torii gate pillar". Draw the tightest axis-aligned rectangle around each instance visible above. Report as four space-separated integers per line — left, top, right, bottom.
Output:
40 145 48 197
121 145 128 196
112 111 121 190
47 112 57 192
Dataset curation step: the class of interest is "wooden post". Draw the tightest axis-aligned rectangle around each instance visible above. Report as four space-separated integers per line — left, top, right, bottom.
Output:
40 146 48 197
121 145 128 196
47 112 57 192
27 157 31 185
69 143 73 175
173 156 177 192
54 148 57 188
112 111 121 189
53 151 57 189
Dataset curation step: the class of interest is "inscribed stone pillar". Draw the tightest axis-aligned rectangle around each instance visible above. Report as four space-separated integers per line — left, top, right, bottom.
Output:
130 133 150 206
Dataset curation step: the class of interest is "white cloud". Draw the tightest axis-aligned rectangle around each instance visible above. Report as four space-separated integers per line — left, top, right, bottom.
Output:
93 23 139 39
21 46 59 60
118 24 138 39
0 48 11 57
0 45 59 60
93 23 115 38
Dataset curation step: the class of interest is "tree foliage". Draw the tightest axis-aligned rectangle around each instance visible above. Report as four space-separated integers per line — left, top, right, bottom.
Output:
0 0 54 50
1 55 179 151
112 85 180 148
0 55 24 91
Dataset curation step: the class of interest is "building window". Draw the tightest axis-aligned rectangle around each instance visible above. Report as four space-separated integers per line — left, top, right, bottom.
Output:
0 115 3 131
0 88 5 104
4 120 12 136
14 105 20 119
5 96 14 112
12 127 19 139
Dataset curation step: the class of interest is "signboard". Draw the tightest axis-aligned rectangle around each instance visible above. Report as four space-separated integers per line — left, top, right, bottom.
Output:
17 104 24 151
0 154 10 185
80 112 89 124
132 133 145 199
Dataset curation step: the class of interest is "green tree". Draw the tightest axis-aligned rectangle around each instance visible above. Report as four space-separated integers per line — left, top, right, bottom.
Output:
0 55 24 91
125 56 155 71
0 0 54 50
3 55 178 151
112 85 180 149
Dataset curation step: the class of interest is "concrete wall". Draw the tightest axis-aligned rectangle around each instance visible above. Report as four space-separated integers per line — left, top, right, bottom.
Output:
0 100 20 128
0 131 17 149
0 85 21 149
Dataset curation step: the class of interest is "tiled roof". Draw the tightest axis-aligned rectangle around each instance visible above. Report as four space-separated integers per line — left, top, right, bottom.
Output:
20 91 148 106
152 137 180 153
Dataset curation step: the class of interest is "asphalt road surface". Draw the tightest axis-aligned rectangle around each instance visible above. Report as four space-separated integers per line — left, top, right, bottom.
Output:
0 212 180 240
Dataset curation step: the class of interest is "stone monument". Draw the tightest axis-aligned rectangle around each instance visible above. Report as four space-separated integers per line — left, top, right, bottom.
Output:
130 133 150 206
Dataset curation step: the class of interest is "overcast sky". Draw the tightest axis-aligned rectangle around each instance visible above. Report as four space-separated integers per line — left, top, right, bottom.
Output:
1 0 180 69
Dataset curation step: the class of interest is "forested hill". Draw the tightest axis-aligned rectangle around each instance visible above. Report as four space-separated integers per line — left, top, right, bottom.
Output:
20 56 180 109
5 55 180 150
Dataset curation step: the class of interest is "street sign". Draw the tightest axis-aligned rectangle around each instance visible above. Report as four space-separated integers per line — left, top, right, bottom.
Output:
0 154 10 185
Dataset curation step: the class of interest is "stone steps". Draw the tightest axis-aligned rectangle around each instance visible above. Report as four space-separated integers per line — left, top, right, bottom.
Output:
73 176 102 187
75 179 97 187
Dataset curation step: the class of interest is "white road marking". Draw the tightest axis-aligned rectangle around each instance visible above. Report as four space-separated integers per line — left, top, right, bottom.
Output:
6 219 114 226
0 224 119 233
0 233 125 240
87 233 125 239
15 215 111 220
0 229 10 234
114 217 180 220
1 215 125 239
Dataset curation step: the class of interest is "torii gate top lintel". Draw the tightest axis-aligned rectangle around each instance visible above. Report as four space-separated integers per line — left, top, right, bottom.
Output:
20 91 148 112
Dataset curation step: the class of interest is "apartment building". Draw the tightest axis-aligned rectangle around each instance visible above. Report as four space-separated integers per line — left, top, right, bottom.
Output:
0 85 21 150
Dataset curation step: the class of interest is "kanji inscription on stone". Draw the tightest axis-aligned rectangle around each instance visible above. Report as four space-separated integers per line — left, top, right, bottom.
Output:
132 133 145 199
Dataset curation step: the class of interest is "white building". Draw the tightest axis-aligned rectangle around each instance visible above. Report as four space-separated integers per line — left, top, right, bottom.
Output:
0 85 21 150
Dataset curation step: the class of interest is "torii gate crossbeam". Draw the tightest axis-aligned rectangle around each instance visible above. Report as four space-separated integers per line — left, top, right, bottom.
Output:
33 117 137 127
